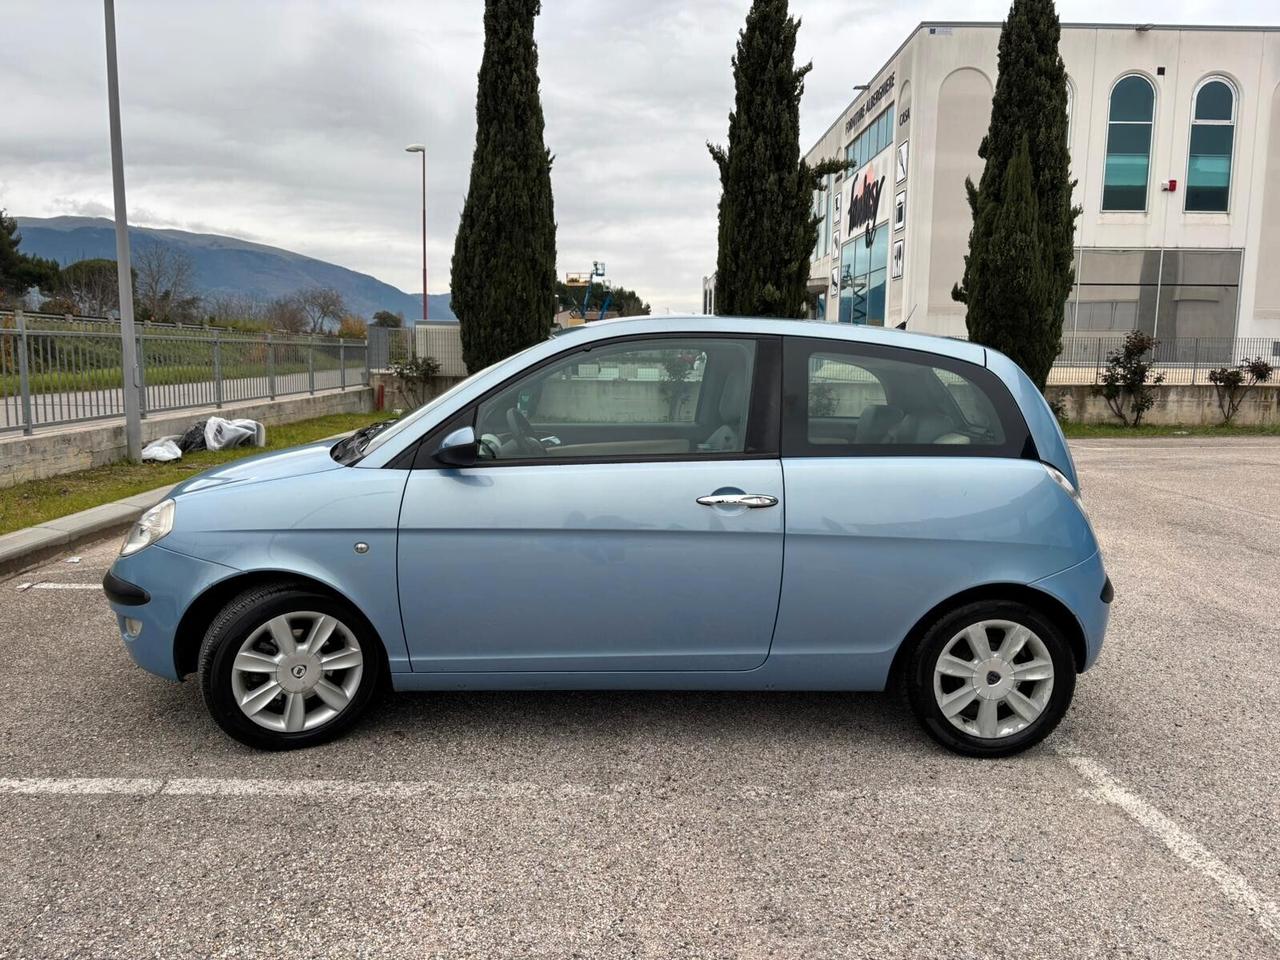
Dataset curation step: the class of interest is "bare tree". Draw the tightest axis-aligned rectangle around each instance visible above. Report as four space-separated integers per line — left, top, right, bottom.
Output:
56 258 122 316
206 293 268 329
296 287 347 334
265 294 308 334
133 244 201 323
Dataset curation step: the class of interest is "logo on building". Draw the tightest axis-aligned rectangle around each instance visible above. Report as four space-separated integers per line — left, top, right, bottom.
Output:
848 170 886 248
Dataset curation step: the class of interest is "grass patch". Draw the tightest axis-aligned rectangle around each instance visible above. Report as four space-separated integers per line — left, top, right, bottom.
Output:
1062 422 1280 439
0 411 387 536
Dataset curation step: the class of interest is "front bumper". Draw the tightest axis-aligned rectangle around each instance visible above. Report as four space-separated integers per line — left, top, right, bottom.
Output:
104 544 237 681
1031 549 1112 671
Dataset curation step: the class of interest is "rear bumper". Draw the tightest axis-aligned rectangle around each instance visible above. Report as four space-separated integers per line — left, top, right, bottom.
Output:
1032 550 1111 671
104 545 237 681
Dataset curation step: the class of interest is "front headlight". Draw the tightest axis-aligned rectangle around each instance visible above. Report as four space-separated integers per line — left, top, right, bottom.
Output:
120 499 176 557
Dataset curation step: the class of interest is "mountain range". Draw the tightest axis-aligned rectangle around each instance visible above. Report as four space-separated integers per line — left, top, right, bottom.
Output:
15 216 455 321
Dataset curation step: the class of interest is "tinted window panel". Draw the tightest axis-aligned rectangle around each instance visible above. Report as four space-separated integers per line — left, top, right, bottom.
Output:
786 340 1022 458
1109 76 1155 121
475 338 757 461
1195 80 1233 121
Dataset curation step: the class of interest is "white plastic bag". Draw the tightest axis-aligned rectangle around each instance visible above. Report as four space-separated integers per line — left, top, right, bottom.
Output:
204 417 266 451
141 438 183 462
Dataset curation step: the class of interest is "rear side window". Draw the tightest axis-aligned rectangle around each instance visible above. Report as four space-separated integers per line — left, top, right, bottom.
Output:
783 338 1030 458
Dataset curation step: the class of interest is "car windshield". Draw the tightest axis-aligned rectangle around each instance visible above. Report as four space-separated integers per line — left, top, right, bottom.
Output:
356 343 542 459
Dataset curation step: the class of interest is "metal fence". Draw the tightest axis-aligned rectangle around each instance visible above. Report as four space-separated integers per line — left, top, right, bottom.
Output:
0 310 369 435
1044 334 1280 386
368 322 467 377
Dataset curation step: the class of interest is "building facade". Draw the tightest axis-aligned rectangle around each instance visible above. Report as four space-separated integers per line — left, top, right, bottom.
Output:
796 21 1280 345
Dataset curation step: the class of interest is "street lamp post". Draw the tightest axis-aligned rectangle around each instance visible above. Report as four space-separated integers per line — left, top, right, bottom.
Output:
104 0 142 461
405 144 427 322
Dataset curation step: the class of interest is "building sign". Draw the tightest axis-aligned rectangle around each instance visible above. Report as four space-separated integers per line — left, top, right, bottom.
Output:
844 151 891 249
895 140 909 184
844 72 896 134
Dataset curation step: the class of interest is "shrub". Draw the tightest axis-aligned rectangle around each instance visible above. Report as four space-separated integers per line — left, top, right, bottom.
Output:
1094 331 1165 426
1208 356 1273 424
389 354 442 408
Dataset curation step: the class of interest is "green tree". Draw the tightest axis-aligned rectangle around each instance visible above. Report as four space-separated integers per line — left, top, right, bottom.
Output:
0 210 59 299
371 309 404 328
961 136 1054 383
952 0 1079 390
708 0 841 318
451 0 556 373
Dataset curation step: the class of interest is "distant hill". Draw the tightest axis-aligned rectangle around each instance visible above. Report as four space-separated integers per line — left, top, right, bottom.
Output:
15 216 455 321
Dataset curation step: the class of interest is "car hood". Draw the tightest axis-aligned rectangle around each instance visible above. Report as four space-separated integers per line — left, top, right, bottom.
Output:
169 441 343 497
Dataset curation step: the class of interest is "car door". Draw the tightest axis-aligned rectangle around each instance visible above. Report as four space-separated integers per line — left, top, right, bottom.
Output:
772 337 1092 686
397 334 784 673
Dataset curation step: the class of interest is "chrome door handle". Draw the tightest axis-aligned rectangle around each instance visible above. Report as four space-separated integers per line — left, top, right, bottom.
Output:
696 493 779 508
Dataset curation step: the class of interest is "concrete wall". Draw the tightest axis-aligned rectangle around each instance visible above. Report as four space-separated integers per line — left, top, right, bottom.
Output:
1046 383 1280 426
370 373 467 415
0 386 373 488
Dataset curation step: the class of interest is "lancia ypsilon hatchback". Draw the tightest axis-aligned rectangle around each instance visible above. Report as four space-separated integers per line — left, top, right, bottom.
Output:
104 317 1110 756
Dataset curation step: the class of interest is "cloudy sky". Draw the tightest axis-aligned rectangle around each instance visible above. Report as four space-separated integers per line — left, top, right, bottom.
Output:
1 1 1274 313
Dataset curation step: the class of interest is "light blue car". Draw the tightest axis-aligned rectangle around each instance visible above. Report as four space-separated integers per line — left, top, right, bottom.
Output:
104 317 1110 756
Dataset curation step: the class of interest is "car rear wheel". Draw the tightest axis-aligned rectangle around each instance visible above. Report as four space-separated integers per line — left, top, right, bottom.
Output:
906 600 1076 758
198 584 383 750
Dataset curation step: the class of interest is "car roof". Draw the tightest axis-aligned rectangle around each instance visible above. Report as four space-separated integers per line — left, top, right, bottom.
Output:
554 315 988 367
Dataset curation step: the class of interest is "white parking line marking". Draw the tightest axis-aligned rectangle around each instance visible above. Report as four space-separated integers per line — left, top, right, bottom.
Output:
0 778 163 795
1059 750 1280 944
13 583 101 591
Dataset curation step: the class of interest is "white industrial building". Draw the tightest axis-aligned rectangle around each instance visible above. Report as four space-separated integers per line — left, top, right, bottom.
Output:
713 21 1280 349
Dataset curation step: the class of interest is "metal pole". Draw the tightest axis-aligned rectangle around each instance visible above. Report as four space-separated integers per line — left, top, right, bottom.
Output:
339 339 346 390
1191 338 1200 386
104 0 142 460
421 150 428 322
213 331 223 408
16 310 33 436
308 337 315 394
266 333 276 399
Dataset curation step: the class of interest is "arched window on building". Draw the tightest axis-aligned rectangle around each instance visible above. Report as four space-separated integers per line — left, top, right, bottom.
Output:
1103 75 1155 211
1186 77 1236 212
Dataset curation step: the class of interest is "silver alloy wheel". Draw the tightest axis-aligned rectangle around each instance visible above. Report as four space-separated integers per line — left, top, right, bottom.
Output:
229 612 364 733
932 619 1054 740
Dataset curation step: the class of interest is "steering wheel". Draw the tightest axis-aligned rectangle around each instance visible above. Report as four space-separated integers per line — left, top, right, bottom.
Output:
506 407 545 457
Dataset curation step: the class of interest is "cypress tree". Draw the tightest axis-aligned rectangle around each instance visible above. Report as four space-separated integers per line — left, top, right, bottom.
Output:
952 0 1079 389
451 0 556 373
965 135 1053 379
708 0 842 318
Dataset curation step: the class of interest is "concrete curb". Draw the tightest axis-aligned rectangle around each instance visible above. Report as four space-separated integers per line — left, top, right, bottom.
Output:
0 484 176 579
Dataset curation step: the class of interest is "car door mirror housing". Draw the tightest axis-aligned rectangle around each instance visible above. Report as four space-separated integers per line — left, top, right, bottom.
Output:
434 426 479 467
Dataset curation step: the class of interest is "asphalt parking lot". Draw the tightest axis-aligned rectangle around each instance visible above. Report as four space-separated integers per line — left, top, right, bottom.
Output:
1 438 1278 959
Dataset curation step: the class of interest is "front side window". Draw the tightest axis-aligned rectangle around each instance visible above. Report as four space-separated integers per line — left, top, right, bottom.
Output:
784 339 1024 457
1103 75 1155 211
1186 78 1236 212
474 338 758 461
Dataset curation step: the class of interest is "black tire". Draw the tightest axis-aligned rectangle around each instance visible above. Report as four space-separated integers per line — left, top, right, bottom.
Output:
198 583 384 750
905 600 1076 758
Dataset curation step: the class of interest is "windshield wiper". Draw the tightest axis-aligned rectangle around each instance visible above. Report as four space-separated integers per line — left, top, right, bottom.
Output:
331 419 398 465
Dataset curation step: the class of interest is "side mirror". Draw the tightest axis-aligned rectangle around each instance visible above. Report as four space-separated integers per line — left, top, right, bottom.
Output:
434 425 479 467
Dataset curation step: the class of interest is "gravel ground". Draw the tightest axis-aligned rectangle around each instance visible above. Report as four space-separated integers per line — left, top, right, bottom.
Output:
0 437 1277 959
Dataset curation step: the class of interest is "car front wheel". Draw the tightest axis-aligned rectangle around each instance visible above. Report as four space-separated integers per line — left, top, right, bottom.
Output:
198 584 383 750
906 600 1076 758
